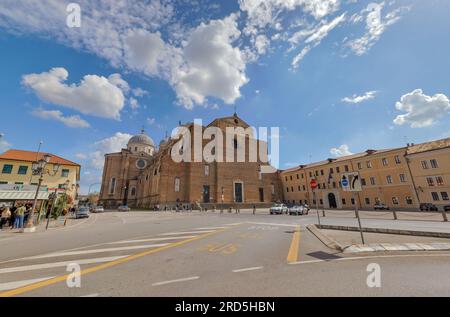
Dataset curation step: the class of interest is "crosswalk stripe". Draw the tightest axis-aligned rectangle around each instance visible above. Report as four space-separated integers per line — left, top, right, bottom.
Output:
152 276 200 286
21 244 170 260
0 256 129 274
0 276 55 291
106 236 197 245
159 230 216 236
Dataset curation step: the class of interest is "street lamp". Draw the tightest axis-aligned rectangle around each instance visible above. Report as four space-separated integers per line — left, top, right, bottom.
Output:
24 154 61 232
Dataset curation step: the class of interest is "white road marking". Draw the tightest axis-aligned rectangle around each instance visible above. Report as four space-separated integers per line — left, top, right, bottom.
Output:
247 222 298 227
195 227 228 230
232 266 264 273
81 293 100 297
159 230 216 236
289 253 450 266
0 276 55 291
106 236 197 245
152 276 200 286
20 244 170 260
0 256 129 274
224 223 243 226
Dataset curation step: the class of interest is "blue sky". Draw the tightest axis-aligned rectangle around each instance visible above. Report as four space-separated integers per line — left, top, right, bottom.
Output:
0 0 449 194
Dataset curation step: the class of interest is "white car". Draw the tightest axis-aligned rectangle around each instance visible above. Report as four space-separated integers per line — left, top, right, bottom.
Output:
270 204 288 215
118 205 131 212
91 206 104 213
289 205 307 216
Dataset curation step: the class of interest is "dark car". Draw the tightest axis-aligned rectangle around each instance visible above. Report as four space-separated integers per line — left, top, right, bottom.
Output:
444 206 450 212
420 203 438 212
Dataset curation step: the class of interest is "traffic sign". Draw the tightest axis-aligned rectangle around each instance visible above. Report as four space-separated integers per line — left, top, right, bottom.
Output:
342 172 362 192
310 179 318 190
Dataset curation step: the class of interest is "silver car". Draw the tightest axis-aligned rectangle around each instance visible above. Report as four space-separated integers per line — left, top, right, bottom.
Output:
289 205 306 216
76 207 90 219
270 204 288 215
118 205 131 212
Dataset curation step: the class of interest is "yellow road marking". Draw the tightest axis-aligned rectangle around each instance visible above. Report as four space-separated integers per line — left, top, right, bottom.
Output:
0 228 231 297
287 226 301 264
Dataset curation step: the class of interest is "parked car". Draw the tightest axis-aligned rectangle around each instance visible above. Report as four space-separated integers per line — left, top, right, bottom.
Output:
76 207 90 219
118 205 131 212
91 206 104 213
444 206 450 212
420 203 438 212
289 205 306 216
270 203 288 215
374 203 390 211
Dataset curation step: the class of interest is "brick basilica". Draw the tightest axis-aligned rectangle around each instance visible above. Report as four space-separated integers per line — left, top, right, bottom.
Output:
99 114 283 209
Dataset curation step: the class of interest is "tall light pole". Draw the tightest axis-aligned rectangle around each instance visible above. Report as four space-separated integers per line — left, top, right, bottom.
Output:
24 154 61 233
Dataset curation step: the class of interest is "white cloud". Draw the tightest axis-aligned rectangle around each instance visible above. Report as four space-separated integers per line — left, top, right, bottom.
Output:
0 135 11 152
147 117 156 125
129 97 139 110
330 144 353 157
173 14 249 108
346 3 409 56
342 90 377 104
393 89 450 128
22 68 126 120
75 153 87 160
89 132 133 169
291 13 346 70
32 108 90 128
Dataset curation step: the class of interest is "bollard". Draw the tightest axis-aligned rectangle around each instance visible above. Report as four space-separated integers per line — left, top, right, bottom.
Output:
392 210 398 220
442 210 448 222
322 208 326 217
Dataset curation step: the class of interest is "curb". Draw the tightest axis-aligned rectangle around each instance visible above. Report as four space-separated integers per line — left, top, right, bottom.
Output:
306 224 344 251
316 224 450 239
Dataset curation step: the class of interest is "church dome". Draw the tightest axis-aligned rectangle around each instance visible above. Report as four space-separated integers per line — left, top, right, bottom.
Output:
128 129 154 147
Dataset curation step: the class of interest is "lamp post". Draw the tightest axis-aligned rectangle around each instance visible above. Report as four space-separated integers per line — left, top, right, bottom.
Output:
24 154 60 233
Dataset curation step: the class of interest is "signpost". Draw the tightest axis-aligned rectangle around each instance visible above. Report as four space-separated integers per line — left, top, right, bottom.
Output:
310 179 320 226
342 172 365 244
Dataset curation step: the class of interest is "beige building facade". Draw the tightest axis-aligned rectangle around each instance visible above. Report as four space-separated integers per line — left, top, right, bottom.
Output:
281 138 450 211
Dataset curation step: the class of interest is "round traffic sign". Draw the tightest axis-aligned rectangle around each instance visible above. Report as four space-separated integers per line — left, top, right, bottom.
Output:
341 178 349 187
310 179 318 189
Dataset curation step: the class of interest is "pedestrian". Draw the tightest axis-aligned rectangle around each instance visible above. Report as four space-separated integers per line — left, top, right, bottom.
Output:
14 204 26 229
10 205 16 229
1 207 11 230
253 205 256 215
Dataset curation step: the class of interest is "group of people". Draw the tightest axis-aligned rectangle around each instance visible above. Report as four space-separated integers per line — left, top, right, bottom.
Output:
0 203 33 230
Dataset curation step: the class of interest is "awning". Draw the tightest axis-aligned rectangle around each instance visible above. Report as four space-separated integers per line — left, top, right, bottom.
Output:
0 191 50 201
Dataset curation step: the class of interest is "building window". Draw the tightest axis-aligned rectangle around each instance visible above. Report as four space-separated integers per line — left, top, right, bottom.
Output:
290 175 293 181
18 166 28 175
109 178 116 195
319 199 323 205
205 165 210 176
345 165 349 172
301 174 304 179
291 187 294 192
386 176 393 184
336 166 340 173
296 174 299 179
131 188 136 196
441 192 449 201
431 192 440 201
320 170 324 176
318 184 321 189
361 178 367 186
427 177 435 187
286 187 289 193
351 198 355 205
370 177 376 185
382 158 388 166
392 197 399 205
302 185 306 191
285 176 288 181
357 163 362 170
395 156 401 164
2 164 13 174
367 161 372 168
421 161 429 169
315 171 319 176
61 169 70 177
406 196 413 205
399 174 407 183
298 186 301 191
430 159 439 169
309 172 313 177
342 198 346 205
175 177 180 192
436 176 444 186
365 198 370 205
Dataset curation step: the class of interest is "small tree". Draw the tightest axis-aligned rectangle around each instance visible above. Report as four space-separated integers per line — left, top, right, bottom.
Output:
52 193 69 219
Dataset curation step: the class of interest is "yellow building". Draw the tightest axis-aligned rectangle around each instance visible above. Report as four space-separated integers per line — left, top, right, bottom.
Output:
281 137 450 211
0 149 80 201
406 139 450 211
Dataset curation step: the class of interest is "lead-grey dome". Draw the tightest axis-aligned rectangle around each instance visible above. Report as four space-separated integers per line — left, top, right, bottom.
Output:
128 129 155 147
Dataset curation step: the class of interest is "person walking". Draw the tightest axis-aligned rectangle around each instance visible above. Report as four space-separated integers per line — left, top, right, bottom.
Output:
14 204 26 229
1 207 11 230
10 205 16 229
253 205 256 215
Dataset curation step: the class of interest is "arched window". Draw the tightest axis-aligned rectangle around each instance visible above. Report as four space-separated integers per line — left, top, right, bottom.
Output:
131 188 136 196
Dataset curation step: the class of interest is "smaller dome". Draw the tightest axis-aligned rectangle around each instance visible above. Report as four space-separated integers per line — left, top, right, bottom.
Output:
128 129 154 147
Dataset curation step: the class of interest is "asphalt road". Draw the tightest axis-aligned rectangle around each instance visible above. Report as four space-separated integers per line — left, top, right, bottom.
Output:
1 210 449 297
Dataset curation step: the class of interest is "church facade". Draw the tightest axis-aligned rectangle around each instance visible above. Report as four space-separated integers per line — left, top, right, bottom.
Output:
99 114 283 209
